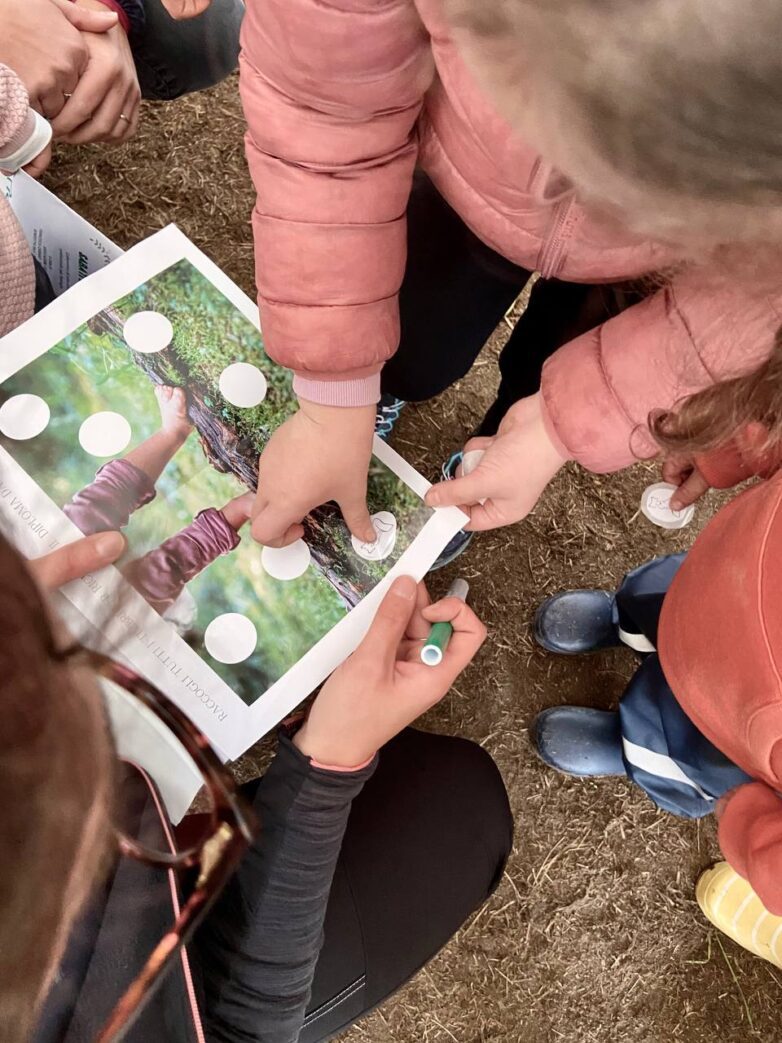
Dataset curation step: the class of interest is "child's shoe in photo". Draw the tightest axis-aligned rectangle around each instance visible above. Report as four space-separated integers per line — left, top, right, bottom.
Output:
534 590 620 655
696 862 782 969
531 706 626 778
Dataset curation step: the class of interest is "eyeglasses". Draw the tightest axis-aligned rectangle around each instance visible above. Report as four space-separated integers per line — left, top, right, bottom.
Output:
69 650 258 1042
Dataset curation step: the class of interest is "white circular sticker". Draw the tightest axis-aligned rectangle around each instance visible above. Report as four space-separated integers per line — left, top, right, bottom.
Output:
0 394 50 440
460 449 485 477
78 412 132 458
123 311 174 354
219 363 268 408
352 511 398 562
204 612 258 664
640 482 695 530
262 539 312 581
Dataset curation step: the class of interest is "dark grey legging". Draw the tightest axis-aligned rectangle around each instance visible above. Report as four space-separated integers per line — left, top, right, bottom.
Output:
132 0 244 101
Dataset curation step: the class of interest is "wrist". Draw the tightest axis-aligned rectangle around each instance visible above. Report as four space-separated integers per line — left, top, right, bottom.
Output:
298 398 375 429
293 722 376 772
534 390 572 465
0 110 51 173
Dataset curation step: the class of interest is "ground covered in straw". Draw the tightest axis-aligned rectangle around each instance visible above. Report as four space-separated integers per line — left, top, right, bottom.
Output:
46 78 780 1042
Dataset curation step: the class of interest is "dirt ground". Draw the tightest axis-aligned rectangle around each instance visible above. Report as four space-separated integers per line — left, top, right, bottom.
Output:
46 78 780 1042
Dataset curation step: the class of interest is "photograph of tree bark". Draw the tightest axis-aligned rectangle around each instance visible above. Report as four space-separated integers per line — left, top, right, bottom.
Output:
0 259 432 706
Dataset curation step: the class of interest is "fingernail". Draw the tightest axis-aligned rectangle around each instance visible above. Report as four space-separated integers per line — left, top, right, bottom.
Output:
95 532 125 560
390 575 417 600
425 489 440 506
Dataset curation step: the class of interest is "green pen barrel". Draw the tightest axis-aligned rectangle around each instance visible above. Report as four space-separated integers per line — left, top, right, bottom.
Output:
420 621 453 667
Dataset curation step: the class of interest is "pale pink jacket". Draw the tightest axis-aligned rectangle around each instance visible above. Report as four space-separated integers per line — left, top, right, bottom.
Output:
239 0 782 473
0 64 38 337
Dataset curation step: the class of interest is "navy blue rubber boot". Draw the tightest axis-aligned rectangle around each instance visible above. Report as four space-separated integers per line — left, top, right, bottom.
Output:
531 707 626 778
375 394 406 440
534 590 620 655
429 450 474 571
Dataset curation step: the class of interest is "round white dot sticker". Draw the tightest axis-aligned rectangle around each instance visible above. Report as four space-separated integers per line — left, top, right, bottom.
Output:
123 311 174 354
352 511 398 562
0 394 50 440
460 449 485 477
262 539 311 581
204 612 258 664
219 363 268 408
640 482 695 530
78 412 132 458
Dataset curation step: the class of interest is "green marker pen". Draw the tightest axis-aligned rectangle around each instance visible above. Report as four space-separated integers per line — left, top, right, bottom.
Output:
420 578 470 667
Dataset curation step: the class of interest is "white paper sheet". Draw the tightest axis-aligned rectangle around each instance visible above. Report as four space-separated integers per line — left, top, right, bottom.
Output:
2 171 122 293
0 224 468 768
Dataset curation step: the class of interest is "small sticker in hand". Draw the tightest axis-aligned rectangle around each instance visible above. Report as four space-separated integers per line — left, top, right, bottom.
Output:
352 511 397 561
640 482 695 530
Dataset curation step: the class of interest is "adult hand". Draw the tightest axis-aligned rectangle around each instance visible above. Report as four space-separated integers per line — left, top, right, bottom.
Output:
425 393 569 530
661 454 711 510
160 0 213 18
29 531 126 589
0 0 118 119
52 0 141 145
294 576 487 767
252 400 377 547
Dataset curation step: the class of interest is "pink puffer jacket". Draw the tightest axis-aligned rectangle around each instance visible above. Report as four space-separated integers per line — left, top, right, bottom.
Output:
239 0 782 472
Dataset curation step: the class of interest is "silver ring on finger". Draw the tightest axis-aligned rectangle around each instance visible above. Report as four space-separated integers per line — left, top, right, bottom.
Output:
119 113 130 124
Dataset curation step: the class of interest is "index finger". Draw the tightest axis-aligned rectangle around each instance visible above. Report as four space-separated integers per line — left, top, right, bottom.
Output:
404 581 432 642
251 503 305 547
29 531 126 590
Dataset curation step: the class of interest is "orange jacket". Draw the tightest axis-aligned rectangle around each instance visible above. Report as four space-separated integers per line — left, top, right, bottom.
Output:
659 468 782 913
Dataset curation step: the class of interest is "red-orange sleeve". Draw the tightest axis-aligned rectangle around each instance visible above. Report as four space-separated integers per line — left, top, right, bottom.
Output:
718 781 782 915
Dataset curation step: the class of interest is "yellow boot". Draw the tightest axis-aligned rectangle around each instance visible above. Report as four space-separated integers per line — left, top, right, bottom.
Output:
696 862 782 968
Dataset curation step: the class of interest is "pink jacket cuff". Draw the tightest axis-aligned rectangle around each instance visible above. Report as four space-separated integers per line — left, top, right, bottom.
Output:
293 372 382 407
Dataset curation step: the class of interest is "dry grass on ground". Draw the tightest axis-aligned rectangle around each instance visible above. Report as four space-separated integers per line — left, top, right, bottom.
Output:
45 77 781 1043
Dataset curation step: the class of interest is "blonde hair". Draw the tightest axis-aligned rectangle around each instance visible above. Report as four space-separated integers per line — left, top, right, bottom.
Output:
650 325 782 458
446 0 782 249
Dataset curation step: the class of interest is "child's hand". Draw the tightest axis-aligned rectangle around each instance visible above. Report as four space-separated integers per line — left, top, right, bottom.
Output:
252 401 376 547
425 393 568 530
662 454 712 510
294 576 487 767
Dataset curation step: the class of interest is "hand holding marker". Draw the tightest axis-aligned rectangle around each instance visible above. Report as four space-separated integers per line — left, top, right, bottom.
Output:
421 578 470 666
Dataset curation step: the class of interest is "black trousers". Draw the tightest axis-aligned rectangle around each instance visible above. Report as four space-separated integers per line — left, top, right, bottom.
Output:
293 728 513 1041
383 174 646 436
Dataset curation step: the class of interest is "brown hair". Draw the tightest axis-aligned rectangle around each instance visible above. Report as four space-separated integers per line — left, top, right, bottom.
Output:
0 536 113 1042
649 325 782 458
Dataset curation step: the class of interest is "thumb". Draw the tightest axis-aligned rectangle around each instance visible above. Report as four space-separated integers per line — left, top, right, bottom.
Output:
340 497 376 543
669 469 710 510
426 470 488 509
53 0 119 32
359 576 418 667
